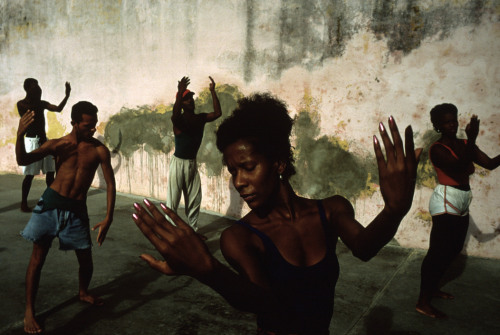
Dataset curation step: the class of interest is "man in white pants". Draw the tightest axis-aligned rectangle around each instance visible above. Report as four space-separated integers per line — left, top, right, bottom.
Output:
167 76 221 230
17 78 71 212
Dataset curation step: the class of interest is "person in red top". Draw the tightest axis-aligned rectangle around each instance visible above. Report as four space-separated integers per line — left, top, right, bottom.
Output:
416 103 500 318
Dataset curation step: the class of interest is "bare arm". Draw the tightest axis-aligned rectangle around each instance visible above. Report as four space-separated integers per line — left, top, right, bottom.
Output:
473 147 500 170
171 77 189 131
205 76 222 122
431 115 485 177
46 82 71 112
469 115 500 170
132 200 291 316
16 111 55 165
92 145 116 246
334 117 421 261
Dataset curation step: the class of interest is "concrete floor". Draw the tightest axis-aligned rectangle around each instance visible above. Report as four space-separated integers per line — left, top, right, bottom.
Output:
1 173 499 335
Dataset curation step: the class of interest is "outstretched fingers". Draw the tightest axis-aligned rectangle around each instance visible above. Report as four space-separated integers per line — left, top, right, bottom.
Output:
388 116 405 165
159 202 194 232
404 125 421 176
373 135 387 175
132 204 168 253
377 121 396 165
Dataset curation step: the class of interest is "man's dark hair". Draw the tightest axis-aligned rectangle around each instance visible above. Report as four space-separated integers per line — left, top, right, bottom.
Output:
71 101 98 122
23 78 38 92
430 103 458 132
216 93 296 180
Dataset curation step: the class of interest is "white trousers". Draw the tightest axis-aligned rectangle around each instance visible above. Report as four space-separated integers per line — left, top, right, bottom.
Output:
166 155 202 230
22 137 55 175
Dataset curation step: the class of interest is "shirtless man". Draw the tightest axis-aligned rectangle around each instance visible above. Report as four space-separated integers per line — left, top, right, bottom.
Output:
17 78 71 212
16 101 116 334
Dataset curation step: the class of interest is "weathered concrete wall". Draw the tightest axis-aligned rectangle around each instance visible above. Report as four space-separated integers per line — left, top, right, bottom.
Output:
1 0 499 258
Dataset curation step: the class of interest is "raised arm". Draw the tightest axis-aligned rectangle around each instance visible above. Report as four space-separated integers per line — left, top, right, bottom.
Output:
16 111 54 165
46 82 71 112
434 114 478 171
171 77 189 131
468 115 500 170
334 116 422 261
92 145 116 246
473 147 500 170
205 76 222 122
132 200 289 316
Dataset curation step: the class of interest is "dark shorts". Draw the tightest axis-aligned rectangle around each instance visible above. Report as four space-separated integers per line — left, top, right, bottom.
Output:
21 189 91 250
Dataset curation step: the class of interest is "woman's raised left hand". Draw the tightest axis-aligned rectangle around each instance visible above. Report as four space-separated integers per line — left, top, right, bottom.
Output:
373 116 422 218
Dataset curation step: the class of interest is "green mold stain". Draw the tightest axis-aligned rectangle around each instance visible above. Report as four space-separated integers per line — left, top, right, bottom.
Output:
104 84 440 200
416 129 440 189
290 91 375 200
104 84 243 176
104 105 174 158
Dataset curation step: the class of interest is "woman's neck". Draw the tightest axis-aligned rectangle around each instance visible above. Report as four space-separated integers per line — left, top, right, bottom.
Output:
255 180 299 221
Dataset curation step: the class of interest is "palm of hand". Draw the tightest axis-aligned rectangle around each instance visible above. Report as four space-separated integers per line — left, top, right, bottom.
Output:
375 118 421 217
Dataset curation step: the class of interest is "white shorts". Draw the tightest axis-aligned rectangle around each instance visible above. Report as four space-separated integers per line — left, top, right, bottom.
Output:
429 184 472 217
22 137 55 175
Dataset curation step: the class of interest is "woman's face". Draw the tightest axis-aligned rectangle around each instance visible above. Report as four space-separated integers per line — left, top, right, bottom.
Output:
438 112 458 138
223 139 280 210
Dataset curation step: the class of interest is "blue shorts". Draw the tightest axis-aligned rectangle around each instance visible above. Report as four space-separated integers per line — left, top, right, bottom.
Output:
21 199 91 251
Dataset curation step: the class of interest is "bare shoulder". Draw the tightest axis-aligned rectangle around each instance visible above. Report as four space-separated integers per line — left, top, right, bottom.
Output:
221 223 254 251
220 223 257 261
17 99 28 114
89 137 110 151
321 195 355 221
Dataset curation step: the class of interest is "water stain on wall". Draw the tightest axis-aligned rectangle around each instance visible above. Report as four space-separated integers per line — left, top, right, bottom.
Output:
242 0 490 80
290 92 376 200
105 83 445 201
104 84 244 176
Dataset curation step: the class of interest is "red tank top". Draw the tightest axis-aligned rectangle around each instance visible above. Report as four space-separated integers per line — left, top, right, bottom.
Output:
429 140 474 186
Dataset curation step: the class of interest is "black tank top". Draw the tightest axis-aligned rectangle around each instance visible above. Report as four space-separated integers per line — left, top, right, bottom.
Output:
236 200 339 334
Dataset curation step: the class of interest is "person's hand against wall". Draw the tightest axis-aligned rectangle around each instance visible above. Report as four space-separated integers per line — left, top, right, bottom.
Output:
209 76 216 92
177 76 190 96
65 81 71 97
465 114 479 143
373 116 422 218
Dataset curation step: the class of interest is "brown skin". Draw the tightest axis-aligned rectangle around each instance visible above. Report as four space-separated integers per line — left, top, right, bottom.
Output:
416 113 500 319
430 114 500 183
171 76 222 136
133 116 422 322
17 110 116 334
17 81 71 212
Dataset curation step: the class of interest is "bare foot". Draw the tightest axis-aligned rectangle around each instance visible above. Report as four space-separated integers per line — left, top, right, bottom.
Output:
21 204 33 213
24 316 42 334
434 290 454 299
415 303 447 319
79 293 104 306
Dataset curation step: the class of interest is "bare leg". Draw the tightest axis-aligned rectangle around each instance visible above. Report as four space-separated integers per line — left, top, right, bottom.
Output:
21 175 35 212
45 172 55 187
75 249 103 306
24 243 50 333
